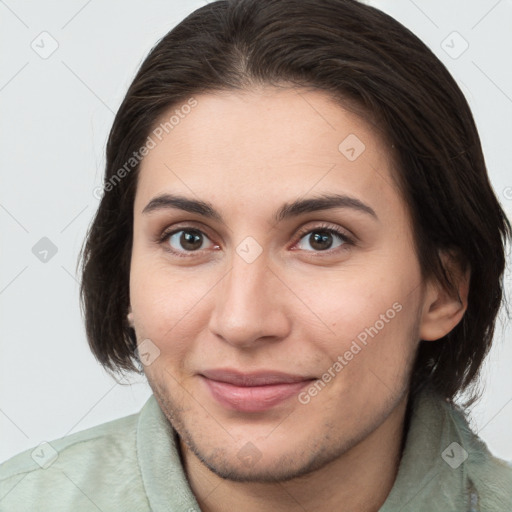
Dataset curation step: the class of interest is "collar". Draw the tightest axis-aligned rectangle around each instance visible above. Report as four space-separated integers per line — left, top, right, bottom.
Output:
137 395 200 511
379 385 471 511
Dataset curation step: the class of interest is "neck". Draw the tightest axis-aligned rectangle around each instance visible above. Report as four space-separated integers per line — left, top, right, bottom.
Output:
181 393 410 512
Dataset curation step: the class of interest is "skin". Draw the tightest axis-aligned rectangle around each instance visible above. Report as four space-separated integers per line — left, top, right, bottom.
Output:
128 86 469 512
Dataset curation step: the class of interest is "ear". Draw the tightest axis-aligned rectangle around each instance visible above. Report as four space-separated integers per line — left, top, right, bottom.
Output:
419 250 470 342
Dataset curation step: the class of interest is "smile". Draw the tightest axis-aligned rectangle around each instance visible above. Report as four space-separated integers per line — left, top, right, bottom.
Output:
199 369 315 413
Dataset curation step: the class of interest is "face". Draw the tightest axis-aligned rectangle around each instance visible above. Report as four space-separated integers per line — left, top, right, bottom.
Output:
129 86 428 482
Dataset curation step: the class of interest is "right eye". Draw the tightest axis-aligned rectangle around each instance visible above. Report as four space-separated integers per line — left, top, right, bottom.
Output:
160 227 218 257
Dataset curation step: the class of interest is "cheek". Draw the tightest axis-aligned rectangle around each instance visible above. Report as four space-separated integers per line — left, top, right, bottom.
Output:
297 260 421 369
129 258 217 352
294 262 410 333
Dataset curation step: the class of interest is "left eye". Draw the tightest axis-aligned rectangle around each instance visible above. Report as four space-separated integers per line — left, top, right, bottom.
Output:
295 228 350 252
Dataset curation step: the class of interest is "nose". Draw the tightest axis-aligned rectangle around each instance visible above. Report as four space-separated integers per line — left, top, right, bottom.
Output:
207 250 291 349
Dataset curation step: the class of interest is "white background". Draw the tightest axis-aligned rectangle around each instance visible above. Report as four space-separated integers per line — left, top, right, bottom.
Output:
1 0 511 464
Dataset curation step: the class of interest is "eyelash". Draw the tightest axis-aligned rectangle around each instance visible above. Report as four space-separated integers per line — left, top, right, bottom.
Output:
157 222 355 258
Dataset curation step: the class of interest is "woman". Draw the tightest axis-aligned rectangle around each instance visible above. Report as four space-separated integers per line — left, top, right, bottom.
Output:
1 0 511 510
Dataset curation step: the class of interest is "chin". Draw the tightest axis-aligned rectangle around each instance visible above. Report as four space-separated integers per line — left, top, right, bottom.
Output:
181 435 342 484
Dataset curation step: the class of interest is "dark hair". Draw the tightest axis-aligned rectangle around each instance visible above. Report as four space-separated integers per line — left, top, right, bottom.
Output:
79 0 511 407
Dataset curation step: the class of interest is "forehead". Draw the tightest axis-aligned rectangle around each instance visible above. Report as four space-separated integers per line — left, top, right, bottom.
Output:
135 87 401 220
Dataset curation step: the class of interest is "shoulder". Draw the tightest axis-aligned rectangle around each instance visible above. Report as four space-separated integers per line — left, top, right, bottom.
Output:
1 411 139 476
0 411 150 511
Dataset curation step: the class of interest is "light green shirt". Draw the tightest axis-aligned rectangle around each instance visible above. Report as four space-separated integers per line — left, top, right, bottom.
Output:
1 385 511 511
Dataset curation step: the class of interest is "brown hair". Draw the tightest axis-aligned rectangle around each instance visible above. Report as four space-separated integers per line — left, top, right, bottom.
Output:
79 0 511 407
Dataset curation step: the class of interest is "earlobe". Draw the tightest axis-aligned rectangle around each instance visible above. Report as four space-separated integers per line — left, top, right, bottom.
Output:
127 309 135 328
418 251 470 342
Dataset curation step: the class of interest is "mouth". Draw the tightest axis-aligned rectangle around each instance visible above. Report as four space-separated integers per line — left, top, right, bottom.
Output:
199 368 316 413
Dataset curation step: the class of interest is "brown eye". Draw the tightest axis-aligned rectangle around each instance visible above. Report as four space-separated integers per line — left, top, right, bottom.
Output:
296 227 351 253
307 231 335 251
164 228 214 254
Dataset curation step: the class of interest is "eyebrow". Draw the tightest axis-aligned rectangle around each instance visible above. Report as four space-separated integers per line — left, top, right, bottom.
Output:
142 193 378 223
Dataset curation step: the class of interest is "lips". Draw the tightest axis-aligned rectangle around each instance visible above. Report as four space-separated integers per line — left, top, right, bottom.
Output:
200 368 315 412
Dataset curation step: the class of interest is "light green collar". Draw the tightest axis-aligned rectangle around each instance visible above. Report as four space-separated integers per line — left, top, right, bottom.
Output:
380 386 470 511
137 395 200 511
